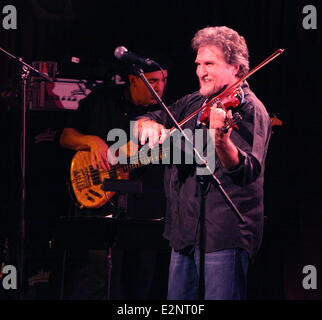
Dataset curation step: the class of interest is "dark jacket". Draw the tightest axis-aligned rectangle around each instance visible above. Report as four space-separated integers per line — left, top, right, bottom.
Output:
140 81 271 260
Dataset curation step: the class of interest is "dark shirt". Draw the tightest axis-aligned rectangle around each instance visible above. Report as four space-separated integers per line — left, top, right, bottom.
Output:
66 84 166 219
140 81 271 260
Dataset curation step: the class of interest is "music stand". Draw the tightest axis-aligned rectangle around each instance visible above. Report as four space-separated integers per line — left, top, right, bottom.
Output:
102 179 143 194
56 179 168 300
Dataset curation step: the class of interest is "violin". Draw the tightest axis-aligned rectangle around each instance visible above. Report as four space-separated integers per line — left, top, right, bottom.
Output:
199 86 244 133
169 49 284 135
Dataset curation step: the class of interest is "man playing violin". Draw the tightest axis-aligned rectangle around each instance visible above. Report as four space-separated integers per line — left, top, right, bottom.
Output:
134 26 272 300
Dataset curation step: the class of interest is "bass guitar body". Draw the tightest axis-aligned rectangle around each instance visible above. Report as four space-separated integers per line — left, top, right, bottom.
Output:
70 142 138 209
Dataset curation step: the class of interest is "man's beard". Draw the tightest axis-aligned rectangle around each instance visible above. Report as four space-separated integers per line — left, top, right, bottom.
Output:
199 82 227 98
199 84 215 97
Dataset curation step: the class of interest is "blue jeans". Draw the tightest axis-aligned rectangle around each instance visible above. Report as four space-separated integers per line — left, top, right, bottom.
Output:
167 247 249 300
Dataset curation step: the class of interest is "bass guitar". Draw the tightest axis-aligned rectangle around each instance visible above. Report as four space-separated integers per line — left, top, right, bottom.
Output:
70 141 168 209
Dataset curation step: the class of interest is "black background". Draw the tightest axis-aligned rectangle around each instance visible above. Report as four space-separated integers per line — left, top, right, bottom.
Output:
0 0 321 300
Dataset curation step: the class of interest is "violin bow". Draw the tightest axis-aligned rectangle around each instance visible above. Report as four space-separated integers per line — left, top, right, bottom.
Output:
169 48 284 134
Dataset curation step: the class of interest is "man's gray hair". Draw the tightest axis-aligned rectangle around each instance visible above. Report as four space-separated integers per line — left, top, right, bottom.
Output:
191 26 249 78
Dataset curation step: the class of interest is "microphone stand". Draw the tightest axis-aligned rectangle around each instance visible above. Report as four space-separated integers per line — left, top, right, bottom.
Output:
0 46 53 298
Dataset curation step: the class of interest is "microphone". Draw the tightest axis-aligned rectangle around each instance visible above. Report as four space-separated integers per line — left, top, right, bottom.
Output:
114 46 159 68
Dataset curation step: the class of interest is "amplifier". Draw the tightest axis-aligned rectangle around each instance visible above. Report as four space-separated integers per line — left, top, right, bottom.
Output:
28 77 100 110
